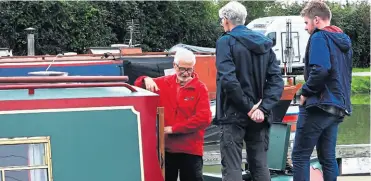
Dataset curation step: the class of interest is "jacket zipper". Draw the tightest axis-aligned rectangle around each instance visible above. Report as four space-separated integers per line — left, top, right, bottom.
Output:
174 86 192 123
174 85 181 123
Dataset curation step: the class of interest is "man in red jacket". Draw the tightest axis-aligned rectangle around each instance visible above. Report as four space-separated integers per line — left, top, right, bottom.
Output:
134 48 212 181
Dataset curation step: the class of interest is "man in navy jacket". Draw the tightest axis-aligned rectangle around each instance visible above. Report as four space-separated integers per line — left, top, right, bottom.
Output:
291 1 353 181
214 1 284 181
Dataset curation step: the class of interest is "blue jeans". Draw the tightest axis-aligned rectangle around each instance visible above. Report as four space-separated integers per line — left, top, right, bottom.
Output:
292 106 343 181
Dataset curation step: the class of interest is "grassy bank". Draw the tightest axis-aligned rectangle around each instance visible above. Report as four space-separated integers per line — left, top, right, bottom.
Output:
296 76 370 95
353 67 370 72
351 76 370 94
351 94 370 104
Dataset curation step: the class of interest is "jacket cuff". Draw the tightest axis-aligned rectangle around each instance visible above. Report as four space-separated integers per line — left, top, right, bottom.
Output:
257 105 269 114
243 96 255 113
171 125 182 133
301 84 312 97
134 76 148 88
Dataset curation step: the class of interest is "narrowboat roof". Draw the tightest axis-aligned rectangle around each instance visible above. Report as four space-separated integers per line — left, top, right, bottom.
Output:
0 85 157 101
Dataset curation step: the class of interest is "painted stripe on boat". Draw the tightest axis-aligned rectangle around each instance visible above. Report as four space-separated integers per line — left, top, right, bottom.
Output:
0 60 121 68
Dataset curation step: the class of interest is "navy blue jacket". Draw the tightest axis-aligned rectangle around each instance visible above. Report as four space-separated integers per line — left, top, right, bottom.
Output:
214 25 284 124
302 26 353 115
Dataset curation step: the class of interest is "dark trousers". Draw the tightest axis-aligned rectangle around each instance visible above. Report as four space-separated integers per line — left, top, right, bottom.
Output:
165 151 203 181
219 120 271 181
292 106 343 181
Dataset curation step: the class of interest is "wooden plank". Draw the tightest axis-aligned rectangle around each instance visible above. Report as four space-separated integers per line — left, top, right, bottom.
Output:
203 144 371 166
157 107 165 177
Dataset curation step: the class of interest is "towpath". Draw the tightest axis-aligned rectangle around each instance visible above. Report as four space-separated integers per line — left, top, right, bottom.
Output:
339 175 371 181
352 72 371 76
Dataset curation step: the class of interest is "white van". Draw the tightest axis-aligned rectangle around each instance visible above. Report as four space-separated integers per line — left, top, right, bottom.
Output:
247 16 310 70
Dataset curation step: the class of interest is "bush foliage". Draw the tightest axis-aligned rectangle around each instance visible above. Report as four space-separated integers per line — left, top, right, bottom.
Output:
0 1 369 67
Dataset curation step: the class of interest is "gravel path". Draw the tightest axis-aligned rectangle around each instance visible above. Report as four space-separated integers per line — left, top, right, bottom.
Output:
352 72 371 76
338 175 371 181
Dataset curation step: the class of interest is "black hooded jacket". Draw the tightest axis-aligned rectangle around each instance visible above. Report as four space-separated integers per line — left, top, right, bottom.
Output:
214 25 284 124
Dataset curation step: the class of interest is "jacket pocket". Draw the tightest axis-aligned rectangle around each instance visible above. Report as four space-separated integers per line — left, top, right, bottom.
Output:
245 123 270 151
178 91 199 115
219 124 245 148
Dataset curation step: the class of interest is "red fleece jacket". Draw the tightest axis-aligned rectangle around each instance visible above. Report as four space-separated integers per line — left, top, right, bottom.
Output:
134 73 212 156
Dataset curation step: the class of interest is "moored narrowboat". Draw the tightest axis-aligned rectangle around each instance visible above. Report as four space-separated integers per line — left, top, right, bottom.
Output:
0 49 300 142
0 76 165 181
0 75 321 181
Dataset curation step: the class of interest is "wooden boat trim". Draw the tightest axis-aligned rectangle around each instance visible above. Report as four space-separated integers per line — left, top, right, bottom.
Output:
0 51 215 59
0 136 54 181
0 52 216 64
281 84 302 101
0 83 138 95
0 136 49 145
157 107 165 177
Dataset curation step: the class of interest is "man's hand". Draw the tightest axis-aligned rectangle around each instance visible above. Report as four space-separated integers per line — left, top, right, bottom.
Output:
300 95 307 106
164 126 173 134
144 77 159 92
251 109 265 123
247 99 262 118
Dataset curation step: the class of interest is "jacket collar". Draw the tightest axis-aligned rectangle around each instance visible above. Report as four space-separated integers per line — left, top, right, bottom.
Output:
230 25 247 32
166 72 199 89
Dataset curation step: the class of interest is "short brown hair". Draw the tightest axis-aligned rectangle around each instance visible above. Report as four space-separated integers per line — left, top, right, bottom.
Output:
301 0 332 21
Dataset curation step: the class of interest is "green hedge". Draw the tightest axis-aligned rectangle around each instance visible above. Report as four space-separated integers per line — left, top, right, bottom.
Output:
0 1 369 67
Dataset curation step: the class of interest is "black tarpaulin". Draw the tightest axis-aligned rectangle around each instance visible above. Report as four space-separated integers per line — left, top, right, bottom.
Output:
120 56 174 85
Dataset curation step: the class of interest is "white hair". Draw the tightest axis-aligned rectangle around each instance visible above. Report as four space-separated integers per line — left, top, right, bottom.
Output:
173 48 196 66
218 1 247 25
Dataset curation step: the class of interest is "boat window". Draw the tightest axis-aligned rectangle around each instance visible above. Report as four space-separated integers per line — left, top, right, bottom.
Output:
252 29 266 35
0 137 52 181
267 32 277 46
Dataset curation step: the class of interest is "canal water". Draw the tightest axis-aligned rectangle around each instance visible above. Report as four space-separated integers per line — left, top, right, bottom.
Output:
203 94 370 173
338 94 370 145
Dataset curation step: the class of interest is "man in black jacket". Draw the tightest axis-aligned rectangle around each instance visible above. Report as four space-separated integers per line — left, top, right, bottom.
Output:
214 1 284 181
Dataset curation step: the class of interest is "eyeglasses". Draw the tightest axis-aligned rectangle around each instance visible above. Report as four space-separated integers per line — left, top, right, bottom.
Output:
219 17 226 26
175 64 194 73
219 17 223 26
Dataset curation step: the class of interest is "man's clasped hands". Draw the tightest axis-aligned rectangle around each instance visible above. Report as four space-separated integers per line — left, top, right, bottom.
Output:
247 99 265 123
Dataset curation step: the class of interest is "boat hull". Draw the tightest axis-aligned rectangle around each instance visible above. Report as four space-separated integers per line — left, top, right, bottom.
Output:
0 84 164 181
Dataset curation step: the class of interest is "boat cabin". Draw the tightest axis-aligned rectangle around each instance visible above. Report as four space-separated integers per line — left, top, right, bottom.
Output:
0 76 165 181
